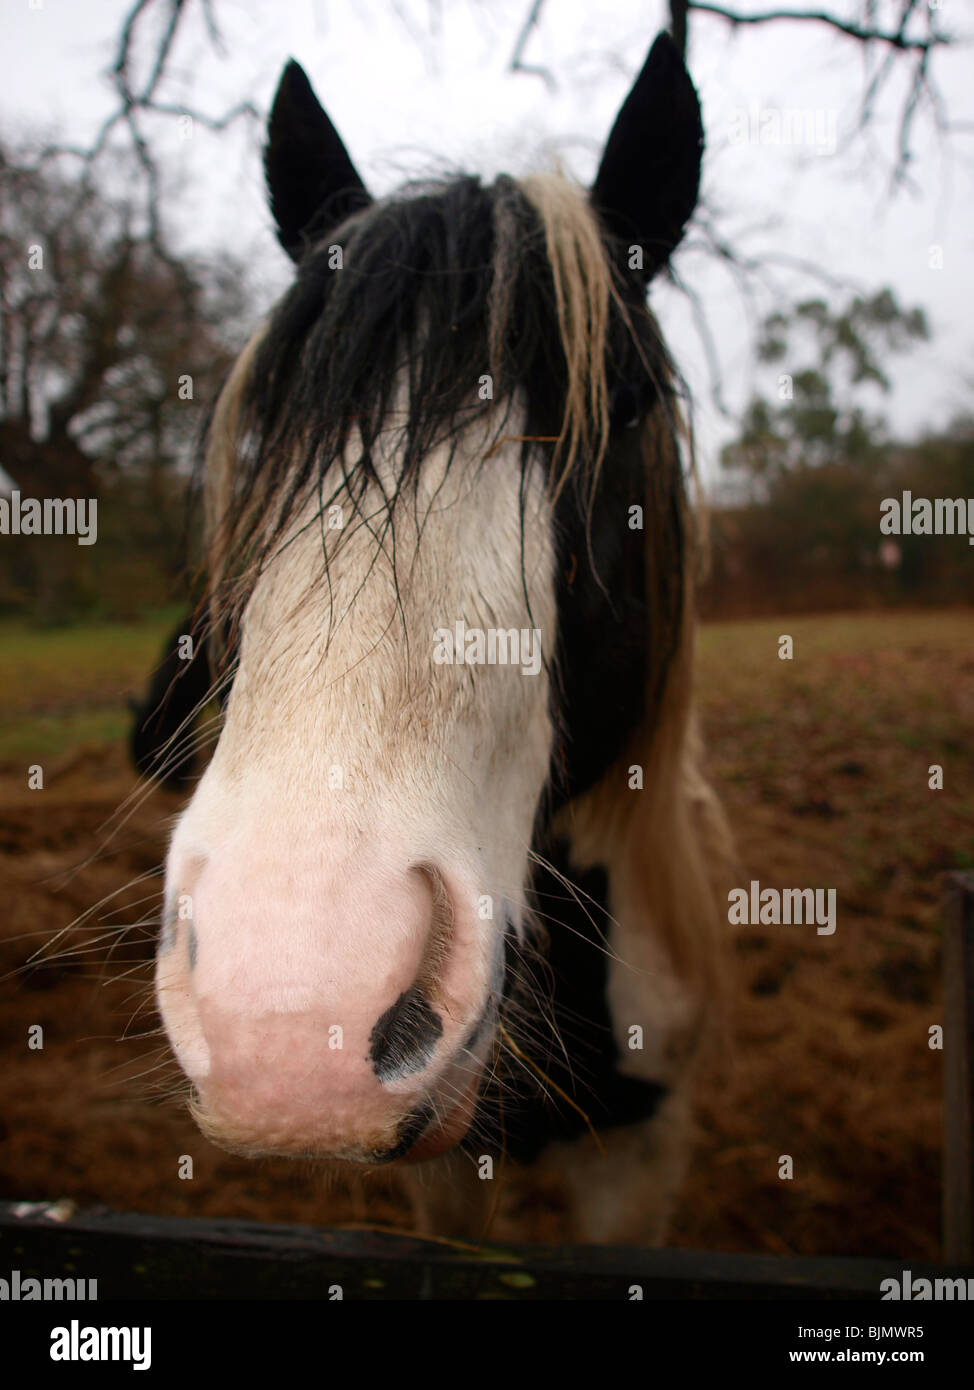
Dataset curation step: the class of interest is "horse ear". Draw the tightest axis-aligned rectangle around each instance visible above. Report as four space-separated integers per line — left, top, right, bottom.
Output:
591 32 703 281
265 60 371 262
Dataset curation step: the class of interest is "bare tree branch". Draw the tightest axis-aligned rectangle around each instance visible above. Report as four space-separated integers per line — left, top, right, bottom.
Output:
115 0 186 104
687 0 950 51
31 0 258 282
510 0 556 90
689 0 958 193
670 0 689 59
669 196 869 412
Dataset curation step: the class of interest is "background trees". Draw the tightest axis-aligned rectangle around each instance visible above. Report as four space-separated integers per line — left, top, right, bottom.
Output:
0 140 248 617
1 1 970 619
707 291 973 614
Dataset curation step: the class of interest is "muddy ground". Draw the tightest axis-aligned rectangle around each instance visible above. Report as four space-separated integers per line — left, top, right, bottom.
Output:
1 611 970 1257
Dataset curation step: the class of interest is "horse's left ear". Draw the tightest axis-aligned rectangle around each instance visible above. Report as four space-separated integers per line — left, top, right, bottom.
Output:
591 32 703 281
265 60 372 262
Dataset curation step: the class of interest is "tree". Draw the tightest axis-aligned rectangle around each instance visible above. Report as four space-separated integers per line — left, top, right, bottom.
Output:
703 288 933 612
0 141 250 615
720 289 929 483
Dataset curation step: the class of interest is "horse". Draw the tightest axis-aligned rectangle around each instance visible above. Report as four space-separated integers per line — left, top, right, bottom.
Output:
130 610 213 790
148 29 732 1246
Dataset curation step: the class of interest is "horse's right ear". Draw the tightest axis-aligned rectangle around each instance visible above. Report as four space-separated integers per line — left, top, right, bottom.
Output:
265 60 371 262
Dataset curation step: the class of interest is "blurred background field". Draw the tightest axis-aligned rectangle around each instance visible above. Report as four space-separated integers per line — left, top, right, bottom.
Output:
0 609 183 761
1 606 969 1256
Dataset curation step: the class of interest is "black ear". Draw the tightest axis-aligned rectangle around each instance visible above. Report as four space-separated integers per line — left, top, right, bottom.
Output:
591 32 703 281
265 60 371 262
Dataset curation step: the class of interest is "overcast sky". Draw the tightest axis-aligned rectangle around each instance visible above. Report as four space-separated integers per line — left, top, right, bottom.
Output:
2 0 972 487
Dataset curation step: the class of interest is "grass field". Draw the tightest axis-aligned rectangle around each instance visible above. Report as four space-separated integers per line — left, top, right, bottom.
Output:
0 607 184 760
0 605 971 1255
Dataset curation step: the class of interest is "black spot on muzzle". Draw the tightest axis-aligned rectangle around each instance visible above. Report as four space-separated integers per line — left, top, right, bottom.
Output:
369 986 443 1084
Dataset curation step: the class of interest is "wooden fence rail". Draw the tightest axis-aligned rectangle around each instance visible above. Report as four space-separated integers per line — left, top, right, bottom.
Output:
0 1201 967 1300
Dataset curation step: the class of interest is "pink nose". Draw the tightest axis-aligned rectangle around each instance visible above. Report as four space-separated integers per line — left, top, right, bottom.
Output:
191 999 444 1160
156 843 491 1161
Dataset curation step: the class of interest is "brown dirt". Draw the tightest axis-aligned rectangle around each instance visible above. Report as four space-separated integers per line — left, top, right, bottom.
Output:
1 613 968 1258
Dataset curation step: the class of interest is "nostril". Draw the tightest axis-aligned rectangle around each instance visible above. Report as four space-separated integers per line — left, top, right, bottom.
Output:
371 1102 436 1164
158 901 177 956
365 861 455 1085
369 986 443 1084
160 853 207 960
